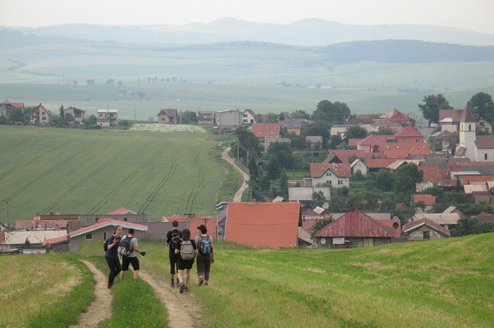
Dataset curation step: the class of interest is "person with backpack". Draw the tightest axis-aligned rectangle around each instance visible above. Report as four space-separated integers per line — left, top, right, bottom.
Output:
165 220 182 287
105 225 122 289
119 228 146 280
195 224 214 287
174 228 196 294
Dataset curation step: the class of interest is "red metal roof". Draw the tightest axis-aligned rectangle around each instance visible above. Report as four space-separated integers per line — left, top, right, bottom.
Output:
310 163 351 178
315 209 395 238
251 123 281 138
162 214 218 240
377 220 401 237
1 99 24 108
225 202 301 248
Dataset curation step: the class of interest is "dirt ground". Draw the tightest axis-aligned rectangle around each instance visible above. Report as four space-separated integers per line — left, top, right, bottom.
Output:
70 260 113 328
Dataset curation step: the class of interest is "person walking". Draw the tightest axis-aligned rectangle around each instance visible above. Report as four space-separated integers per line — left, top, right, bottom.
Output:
195 224 214 287
165 220 182 287
105 225 122 289
175 228 196 294
120 228 146 280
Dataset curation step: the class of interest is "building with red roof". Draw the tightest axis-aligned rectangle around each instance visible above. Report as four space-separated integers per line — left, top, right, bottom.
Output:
162 214 218 240
42 219 148 253
108 207 137 215
395 126 424 143
309 163 351 188
0 99 24 122
225 202 301 248
387 109 411 123
365 159 398 172
411 194 436 206
251 123 281 141
314 207 396 248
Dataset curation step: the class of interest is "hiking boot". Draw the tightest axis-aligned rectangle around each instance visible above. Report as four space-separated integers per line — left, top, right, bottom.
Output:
107 284 112 289
170 281 175 288
204 282 209 286
184 286 189 292
198 278 204 286
176 278 180 286
179 282 185 294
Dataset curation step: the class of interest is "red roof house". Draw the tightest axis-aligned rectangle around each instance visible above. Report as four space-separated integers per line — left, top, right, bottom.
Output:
108 207 137 215
388 109 410 123
225 202 301 248
314 207 396 248
411 194 436 206
395 126 424 143
251 123 281 140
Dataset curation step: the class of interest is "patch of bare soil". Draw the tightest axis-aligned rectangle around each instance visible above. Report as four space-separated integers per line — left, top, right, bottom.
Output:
139 270 202 328
70 260 113 328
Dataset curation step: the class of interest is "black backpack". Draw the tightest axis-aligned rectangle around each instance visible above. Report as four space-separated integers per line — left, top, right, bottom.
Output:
170 231 181 251
103 238 110 252
117 236 134 256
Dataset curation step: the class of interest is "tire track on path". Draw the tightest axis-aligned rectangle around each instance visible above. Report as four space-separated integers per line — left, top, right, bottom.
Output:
70 260 113 328
184 159 205 214
87 141 172 215
139 270 200 328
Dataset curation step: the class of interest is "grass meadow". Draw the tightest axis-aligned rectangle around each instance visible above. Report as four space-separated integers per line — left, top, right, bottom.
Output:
0 125 234 224
76 233 494 327
0 253 94 328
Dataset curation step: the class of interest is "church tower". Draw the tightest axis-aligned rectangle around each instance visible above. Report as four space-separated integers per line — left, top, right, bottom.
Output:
456 102 476 160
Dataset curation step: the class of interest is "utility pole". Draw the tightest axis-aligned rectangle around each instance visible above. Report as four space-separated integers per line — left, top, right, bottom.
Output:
148 198 154 222
201 218 209 227
2 198 10 229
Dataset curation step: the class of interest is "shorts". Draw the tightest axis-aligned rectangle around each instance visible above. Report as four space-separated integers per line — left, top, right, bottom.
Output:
122 256 140 271
177 259 194 270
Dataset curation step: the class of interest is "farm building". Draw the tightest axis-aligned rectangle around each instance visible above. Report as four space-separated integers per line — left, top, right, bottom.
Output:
314 207 396 248
43 219 148 253
216 109 242 130
224 201 301 248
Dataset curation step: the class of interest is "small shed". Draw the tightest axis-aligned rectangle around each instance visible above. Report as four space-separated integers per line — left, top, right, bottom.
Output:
403 218 451 240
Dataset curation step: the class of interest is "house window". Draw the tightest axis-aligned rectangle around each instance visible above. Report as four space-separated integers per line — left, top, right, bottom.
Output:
85 233 93 240
416 139 420 143
103 232 107 240
326 173 331 176
338 180 343 185
423 231 430 239
485 153 488 160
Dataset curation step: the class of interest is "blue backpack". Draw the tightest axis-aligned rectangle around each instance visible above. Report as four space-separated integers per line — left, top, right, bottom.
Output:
199 235 212 255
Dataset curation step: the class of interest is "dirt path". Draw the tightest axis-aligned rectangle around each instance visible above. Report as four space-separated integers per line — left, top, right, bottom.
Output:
139 270 201 328
222 146 249 202
70 260 113 328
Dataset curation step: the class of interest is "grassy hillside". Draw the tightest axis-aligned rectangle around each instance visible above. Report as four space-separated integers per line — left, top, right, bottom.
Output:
0 126 227 223
78 233 494 327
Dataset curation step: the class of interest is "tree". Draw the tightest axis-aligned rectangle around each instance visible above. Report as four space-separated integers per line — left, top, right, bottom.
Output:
117 81 123 87
291 110 311 119
120 120 132 130
279 171 289 199
304 122 331 147
171 77 177 82
470 92 494 122
59 105 64 118
106 78 114 86
312 100 351 124
86 79 95 85
418 94 452 126
10 108 25 123
345 125 367 140
266 157 282 180
310 216 334 237
248 156 260 184
312 191 326 208
234 127 260 163
138 91 145 100
64 113 74 122
73 80 78 85
393 163 423 193
267 141 293 169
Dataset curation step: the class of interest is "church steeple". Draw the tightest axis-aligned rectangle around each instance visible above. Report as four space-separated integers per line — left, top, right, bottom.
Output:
460 102 475 123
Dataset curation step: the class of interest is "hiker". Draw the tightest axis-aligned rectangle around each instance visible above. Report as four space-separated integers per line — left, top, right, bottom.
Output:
120 228 146 280
165 220 182 287
175 228 196 294
195 224 214 287
105 225 122 289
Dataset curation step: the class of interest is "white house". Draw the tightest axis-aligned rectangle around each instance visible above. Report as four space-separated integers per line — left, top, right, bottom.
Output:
97 109 119 126
350 159 368 176
306 163 351 188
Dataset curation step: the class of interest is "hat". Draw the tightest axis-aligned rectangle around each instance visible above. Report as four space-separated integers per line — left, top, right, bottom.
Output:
197 224 206 230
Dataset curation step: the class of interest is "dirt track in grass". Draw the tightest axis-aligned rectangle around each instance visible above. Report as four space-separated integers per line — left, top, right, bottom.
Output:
222 146 250 202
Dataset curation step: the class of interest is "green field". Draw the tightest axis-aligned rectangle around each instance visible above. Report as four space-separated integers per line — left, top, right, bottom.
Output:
0 125 228 223
1 41 494 120
74 233 494 327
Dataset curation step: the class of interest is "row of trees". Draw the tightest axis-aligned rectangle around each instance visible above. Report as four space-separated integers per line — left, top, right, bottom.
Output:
419 92 494 125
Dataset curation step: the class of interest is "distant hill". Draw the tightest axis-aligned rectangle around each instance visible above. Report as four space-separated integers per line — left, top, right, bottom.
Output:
0 29 74 49
9 18 494 47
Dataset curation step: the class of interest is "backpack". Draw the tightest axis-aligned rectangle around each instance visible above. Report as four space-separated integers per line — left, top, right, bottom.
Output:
198 235 212 255
103 238 110 252
180 240 195 260
117 236 134 256
170 231 181 251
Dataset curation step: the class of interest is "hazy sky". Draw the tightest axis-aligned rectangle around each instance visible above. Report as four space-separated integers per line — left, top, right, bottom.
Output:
2 0 494 34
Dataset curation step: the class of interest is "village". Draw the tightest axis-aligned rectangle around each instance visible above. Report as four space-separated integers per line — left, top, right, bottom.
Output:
1 95 494 253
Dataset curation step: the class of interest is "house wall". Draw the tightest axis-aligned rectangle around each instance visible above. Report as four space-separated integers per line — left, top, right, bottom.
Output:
31 107 51 124
49 242 70 253
407 226 448 240
216 110 241 129
312 173 350 188
198 111 215 125
158 113 173 124
315 237 391 248
79 214 147 227
474 147 494 162
69 228 148 253
65 107 86 124
352 162 368 175
0 104 13 118
97 111 118 126
242 112 256 126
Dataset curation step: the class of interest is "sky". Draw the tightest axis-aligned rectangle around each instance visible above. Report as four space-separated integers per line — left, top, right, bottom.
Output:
1 0 494 34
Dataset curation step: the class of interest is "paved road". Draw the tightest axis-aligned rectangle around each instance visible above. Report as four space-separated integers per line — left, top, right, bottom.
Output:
222 147 249 202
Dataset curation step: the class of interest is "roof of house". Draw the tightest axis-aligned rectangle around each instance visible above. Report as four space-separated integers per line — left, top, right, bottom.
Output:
439 109 464 123
412 194 436 206
158 108 178 118
1 99 24 108
141 222 187 239
357 135 396 146
395 126 424 138
323 150 369 163
162 215 218 240
461 175 494 185
6 230 67 245
225 202 301 248
403 218 451 237
305 136 323 143
36 103 51 115
279 118 305 129
251 123 281 138
301 218 318 232
350 159 366 169
97 109 118 113
65 106 84 112
16 220 80 231
310 163 351 178
289 187 331 202
443 206 461 214
298 227 314 244
410 213 460 225
376 220 401 237
243 109 257 119
365 159 397 169
315 208 395 238
460 102 475 123
107 207 137 215
475 135 494 149
464 184 488 194
476 212 494 223
461 164 494 175
387 159 424 171
330 212 392 221
419 166 442 182
388 110 410 122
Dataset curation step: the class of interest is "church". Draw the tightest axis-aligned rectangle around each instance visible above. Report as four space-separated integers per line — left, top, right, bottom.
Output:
455 102 494 161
